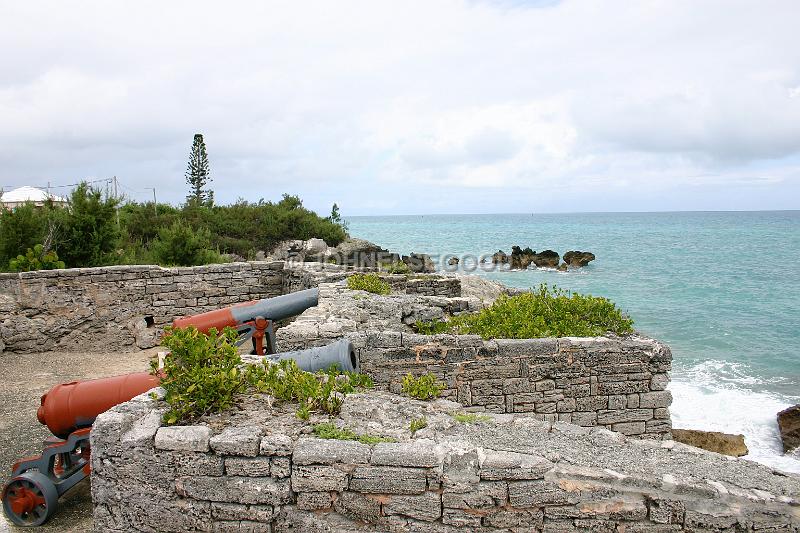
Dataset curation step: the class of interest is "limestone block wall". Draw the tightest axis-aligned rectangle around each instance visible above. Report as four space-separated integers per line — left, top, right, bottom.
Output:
91 390 800 533
0 262 285 353
348 333 674 438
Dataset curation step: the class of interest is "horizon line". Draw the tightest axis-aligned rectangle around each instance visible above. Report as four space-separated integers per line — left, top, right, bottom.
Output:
344 208 800 218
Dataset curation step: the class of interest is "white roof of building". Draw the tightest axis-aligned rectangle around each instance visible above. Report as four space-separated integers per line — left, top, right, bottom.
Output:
0 186 67 204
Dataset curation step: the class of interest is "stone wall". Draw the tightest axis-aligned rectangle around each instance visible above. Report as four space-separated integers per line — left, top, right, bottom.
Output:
347 333 674 439
0 262 285 353
91 389 800 533
0 262 461 355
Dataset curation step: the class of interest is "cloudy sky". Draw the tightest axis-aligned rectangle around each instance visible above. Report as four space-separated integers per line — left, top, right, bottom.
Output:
1 1 799 215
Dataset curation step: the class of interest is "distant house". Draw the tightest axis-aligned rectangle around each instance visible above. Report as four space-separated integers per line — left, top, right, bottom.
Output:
0 186 68 209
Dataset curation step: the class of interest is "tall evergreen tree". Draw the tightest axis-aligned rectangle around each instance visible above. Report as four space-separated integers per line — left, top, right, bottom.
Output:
185 133 212 206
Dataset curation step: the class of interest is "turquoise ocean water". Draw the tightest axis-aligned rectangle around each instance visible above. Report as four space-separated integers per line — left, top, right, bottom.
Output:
346 211 800 473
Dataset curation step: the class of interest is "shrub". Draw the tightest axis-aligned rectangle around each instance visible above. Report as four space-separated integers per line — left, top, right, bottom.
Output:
383 261 411 274
346 273 391 295
417 284 634 339
155 326 373 424
312 422 396 444
409 417 428 433
9 244 65 272
150 222 222 266
401 373 444 400
0 203 48 268
57 184 120 268
156 326 245 424
451 412 491 424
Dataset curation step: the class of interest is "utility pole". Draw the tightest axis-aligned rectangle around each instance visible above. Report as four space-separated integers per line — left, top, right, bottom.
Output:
148 187 158 215
113 176 120 227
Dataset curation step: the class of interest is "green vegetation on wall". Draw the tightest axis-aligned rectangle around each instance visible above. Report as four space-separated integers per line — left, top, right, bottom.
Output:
155 326 374 424
417 284 634 339
346 273 391 295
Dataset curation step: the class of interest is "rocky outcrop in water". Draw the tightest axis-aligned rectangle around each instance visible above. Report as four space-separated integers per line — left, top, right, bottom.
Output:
778 405 800 453
509 247 560 269
491 250 508 264
564 250 596 267
402 253 435 273
672 428 749 457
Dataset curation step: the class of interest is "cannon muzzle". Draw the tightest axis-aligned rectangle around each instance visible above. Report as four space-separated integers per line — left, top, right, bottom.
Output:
270 338 359 373
36 372 161 439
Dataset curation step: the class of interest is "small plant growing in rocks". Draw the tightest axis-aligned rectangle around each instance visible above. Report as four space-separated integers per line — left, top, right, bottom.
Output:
451 412 491 424
416 283 634 339
409 417 428 433
155 326 373 424
401 373 444 400
382 261 411 274
313 422 396 444
346 273 391 295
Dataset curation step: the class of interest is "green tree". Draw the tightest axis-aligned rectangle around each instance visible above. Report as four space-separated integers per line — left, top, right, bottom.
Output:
57 183 120 267
0 203 47 267
185 133 213 206
150 222 221 266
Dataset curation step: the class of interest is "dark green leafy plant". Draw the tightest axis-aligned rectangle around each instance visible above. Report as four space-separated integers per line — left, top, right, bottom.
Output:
9 244 65 272
156 326 245 424
313 422 395 444
382 261 411 274
346 273 391 295
155 326 373 424
416 284 634 339
150 222 223 266
401 373 444 400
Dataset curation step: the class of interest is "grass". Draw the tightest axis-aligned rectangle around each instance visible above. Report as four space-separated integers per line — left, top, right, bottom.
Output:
313 422 396 444
409 417 428 433
416 283 634 339
451 412 492 424
346 273 391 295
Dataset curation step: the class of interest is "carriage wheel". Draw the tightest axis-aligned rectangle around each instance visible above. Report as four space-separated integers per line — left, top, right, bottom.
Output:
2 471 59 526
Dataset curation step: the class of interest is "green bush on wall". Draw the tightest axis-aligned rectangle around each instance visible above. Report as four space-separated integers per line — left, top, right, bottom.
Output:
416 284 634 339
346 273 391 295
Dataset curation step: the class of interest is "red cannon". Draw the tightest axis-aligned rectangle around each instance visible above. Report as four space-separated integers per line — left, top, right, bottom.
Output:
2 372 160 526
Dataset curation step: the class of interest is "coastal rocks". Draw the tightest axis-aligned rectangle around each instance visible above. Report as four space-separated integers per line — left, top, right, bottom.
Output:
563 250 596 267
267 238 329 262
402 253 435 273
671 429 749 457
491 250 508 264
509 247 560 269
777 405 800 453
447 257 459 266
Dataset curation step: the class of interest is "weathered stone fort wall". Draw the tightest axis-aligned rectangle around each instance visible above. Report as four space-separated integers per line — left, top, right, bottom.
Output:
348 333 674 439
91 388 800 533
0 262 458 354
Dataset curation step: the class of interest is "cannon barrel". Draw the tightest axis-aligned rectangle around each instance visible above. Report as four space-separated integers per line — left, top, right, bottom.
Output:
36 372 160 439
35 338 357 439
270 339 358 373
172 288 319 333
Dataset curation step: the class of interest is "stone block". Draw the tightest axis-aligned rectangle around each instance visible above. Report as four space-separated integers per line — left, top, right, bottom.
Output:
496 338 558 357
597 409 653 424
259 434 293 456
480 450 552 480
612 421 646 435
371 440 440 468
333 491 383 523
650 373 670 391
155 426 211 452
270 457 290 478
291 464 349 492
225 457 271 477
509 479 573 507
292 437 371 465
177 476 291 505
647 498 685 524
442 508 482 528
210 427 263 456
350 466 428 494
608 395 626 410
571 411 598 426
576 396 608 411
556 398 576 412
639 391 673 408
442 481 507 509
484 508 543 529
383 491 442 522
296 491 333 510
210 503 277 522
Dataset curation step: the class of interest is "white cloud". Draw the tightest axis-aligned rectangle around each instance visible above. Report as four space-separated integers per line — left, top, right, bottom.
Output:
0 0 798 213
